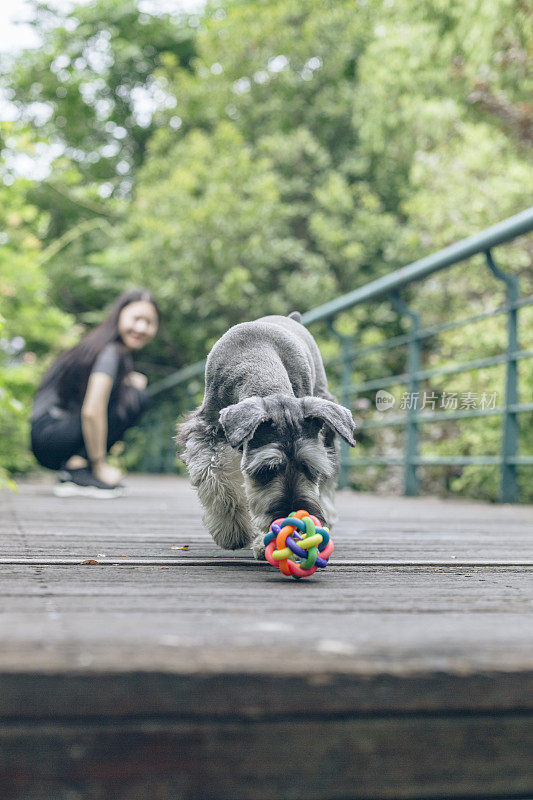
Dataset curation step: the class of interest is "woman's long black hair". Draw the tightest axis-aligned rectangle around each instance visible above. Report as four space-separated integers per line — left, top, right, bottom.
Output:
39 288 160 410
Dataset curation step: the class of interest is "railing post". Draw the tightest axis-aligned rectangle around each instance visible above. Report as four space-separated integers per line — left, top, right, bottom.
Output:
485 251 520 503
329 323 354 489
390 292 421 496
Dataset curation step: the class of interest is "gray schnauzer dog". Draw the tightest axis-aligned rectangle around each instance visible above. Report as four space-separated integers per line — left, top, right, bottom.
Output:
177 313 356 559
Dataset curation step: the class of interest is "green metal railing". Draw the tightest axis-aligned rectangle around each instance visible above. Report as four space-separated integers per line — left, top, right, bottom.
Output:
145 207 533 502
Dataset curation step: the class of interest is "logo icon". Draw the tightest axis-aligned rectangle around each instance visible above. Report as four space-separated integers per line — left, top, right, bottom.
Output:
375 390 395 411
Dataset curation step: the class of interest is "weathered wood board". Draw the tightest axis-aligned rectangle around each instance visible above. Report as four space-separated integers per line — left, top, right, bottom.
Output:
2 475 532 561
0 475 532 799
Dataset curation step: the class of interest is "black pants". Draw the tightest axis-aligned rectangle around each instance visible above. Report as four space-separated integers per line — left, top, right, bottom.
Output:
31 388 149 471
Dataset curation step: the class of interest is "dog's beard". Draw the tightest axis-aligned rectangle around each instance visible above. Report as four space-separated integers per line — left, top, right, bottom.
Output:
243 442 332 527
242 437 334 530
244 472 326 534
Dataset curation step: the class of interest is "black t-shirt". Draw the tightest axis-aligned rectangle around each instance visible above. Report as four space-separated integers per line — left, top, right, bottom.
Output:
32 343 122 421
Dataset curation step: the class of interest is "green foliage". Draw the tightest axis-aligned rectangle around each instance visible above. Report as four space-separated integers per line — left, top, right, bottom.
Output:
5 0 196 187
1 0 532 499
2 0 196 315
0 174 74 486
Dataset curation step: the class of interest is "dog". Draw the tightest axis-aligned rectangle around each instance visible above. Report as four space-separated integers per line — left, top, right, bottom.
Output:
176 313 356 559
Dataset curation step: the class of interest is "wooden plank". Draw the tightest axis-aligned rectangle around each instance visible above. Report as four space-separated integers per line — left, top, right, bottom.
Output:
1 714 532 800
1 617 532 673
2 563 532 614
1 609 533 673
0 560 532 674
0 670 532 719
1 476 533 799
3 558 533 566
2 476 533 561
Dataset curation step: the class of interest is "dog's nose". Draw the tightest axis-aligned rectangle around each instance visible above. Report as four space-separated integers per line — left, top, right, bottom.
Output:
289 501 326 525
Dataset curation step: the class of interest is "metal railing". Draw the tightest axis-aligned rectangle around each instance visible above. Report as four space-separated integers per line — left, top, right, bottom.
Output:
144 207 533 502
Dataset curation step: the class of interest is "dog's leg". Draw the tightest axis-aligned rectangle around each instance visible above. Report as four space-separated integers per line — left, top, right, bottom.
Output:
249 521 267 560
240 473 281 561
177 413 254 550
198 442 254 550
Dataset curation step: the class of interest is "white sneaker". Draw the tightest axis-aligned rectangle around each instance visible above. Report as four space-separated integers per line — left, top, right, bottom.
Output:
54 468 126 499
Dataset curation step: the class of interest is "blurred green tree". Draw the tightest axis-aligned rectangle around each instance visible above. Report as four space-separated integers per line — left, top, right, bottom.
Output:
0 168 74 486
3 0 196 314
1 0 532 497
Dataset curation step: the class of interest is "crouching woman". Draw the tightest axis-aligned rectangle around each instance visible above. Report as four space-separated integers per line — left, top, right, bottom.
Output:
31 288 159 497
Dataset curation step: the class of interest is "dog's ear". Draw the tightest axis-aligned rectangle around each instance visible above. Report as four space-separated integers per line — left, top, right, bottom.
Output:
219 397 269 449
302 397 356 447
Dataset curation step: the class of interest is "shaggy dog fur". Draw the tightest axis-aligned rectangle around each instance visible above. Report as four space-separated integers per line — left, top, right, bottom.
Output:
176 313 356 558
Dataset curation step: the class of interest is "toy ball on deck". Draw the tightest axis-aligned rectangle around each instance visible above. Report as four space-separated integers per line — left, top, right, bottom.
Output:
263 510 334 580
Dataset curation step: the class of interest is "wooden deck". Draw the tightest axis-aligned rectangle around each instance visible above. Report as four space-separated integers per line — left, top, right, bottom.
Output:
1 474 532 800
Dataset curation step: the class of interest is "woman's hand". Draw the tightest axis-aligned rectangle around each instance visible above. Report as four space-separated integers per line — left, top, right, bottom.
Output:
126 371 148 390
92 461 123 487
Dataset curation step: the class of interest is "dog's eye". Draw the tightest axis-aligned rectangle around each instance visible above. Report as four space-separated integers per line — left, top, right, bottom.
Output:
301 464 320 483
253 464 281 484
295 459 323 483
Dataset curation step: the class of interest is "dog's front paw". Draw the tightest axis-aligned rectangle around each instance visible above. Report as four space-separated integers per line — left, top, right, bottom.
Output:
251 533 266 561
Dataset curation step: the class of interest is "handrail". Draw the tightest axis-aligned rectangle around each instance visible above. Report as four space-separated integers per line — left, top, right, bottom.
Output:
143 207 533 502
149 207 533 398
302 206 533 324
147 360 205 398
